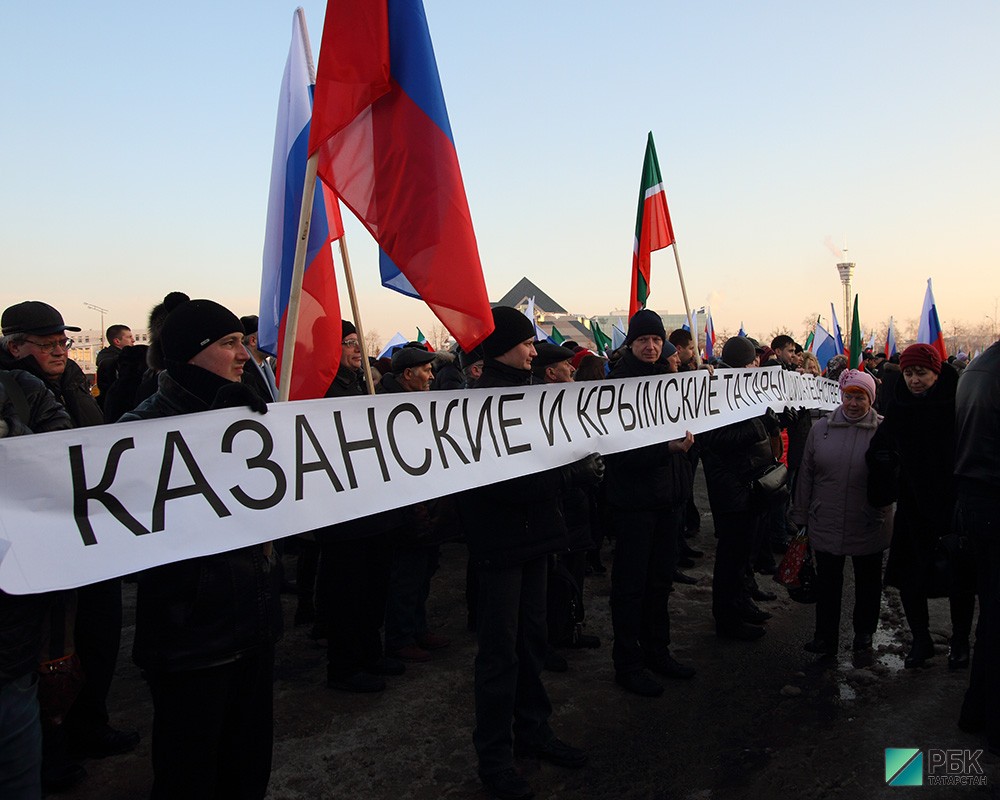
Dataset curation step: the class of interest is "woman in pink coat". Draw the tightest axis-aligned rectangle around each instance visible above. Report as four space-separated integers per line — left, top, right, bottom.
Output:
791 370 892 655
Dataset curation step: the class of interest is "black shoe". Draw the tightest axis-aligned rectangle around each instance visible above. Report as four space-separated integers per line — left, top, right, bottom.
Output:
804 637 837 656
672 570 699 585
750 586 778 602
680 544 704 559
481 768 534 800
644 652 696 679
544 649 568 673
754 562 777 576
948 638 970 670
716 622 767 641
367 656 405 676
852 633 874 651
677 557 696 569
327 671 386 693
514 737 588 768
615 668 664 697
904 636 935 669
41 761 87 793
68 725 140 758
736 600 772 624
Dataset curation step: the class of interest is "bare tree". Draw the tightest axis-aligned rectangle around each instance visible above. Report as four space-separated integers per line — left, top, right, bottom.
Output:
364 329 382 358
427 323 452 351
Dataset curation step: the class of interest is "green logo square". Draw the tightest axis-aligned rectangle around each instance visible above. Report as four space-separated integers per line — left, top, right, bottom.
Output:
886 748 923 786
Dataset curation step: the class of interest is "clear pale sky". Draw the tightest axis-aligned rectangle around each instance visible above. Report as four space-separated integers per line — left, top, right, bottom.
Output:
3 1 998 347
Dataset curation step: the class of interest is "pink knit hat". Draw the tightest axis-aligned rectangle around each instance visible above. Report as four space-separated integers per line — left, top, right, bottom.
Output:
839 369 876 404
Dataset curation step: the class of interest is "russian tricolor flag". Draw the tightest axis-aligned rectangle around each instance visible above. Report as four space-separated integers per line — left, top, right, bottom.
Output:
259 10 345 401
704 312 716 360
812 321 838 371
307 0 494 351
830 303 846 356
884 316 898 359
917 278 948 362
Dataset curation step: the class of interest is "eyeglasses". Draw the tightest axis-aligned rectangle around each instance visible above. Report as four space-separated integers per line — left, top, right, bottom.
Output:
23 337 73 353
341 339 361 349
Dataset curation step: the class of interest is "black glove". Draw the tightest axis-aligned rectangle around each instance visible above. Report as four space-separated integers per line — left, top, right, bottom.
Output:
570 453 605 486
762 408 782 437
779 407 799 426
211 382 268 415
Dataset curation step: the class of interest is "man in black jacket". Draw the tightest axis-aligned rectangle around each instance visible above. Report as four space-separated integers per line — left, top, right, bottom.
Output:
606 311 696 697
0 368 73 798
460 307 594 800
955 341 1000 754
700 335 778 641
1 301 137 788
119 298 279 799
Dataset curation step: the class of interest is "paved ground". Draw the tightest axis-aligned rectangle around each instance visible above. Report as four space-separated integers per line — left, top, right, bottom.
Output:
58 474 997 799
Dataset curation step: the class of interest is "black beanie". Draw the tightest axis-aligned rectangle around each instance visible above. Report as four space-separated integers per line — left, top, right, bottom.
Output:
482 307 535 359
161 299 244 364
624 309 667 345
341 320 357 338
721 335 756 367
239 314 259 335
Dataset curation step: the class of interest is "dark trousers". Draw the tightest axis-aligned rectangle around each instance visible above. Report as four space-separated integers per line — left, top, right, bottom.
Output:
959 495 1000 751
64 578 123 735
0 673 41 800
473 557 553 777
385 544 440 650
712 510 760 626
899 585 976 642
145 649 274 800
610 506 680 673
813 550 884 644
318 533 393 680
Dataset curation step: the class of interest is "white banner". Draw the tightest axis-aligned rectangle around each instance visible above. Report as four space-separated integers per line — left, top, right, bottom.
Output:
0 368 839 594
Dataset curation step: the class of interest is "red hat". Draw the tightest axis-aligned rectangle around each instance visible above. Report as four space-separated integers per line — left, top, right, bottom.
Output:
571 349 595 371
899 343 942 375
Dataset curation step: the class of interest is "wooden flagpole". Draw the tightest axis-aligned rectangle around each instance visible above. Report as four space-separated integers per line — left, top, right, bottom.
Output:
279 8 375 398
671 243 701 367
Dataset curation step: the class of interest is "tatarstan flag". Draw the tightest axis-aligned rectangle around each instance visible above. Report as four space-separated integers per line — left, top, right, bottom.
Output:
848 294 863 370
629 132 676 318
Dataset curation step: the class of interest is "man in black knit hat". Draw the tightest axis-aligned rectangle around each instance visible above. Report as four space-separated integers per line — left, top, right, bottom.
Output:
119 299 278 799
459 307 599 800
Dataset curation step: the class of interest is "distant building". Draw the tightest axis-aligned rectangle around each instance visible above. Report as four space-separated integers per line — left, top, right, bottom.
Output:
493 277 689 352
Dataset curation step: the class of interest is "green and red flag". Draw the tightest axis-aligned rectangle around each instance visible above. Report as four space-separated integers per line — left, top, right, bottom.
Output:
591 319 613 353
629 132 676 319
804 315 819 352
416 327 434 351
848 295 863 370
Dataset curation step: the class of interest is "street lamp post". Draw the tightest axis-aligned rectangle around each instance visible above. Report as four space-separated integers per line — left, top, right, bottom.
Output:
83 302 108 342
836 262 855 343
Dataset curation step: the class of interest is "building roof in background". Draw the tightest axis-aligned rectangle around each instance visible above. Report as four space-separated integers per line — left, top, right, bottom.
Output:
494 277 567 314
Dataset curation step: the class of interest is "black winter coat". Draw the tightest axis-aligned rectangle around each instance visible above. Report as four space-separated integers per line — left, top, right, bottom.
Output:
119 369 282 671
0 370 73 684
699 406 775 515
0 350 103 429
603 350 693 511
458 359 570 568
955 341 1000 499
868 364 959 592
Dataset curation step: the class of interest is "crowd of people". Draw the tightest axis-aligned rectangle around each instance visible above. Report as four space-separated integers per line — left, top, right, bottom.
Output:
0 294 997 800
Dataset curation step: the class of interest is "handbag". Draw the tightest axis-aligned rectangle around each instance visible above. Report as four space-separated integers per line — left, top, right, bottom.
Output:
775 528 810 587
37 653 85 727
750 462 789 505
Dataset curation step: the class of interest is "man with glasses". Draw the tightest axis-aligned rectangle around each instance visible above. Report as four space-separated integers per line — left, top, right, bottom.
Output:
1 301 139 790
